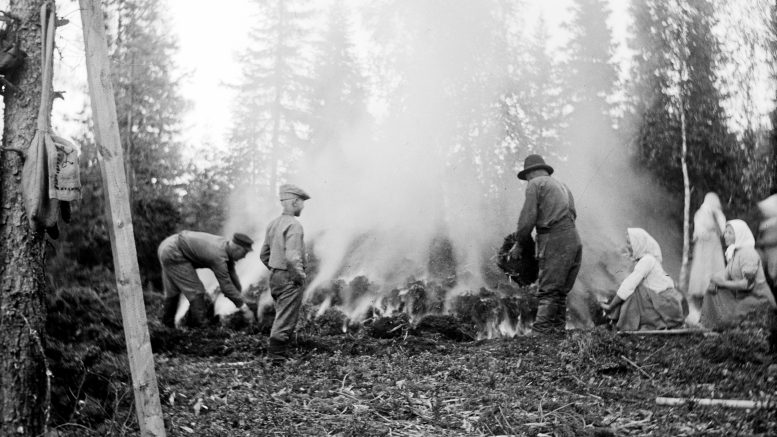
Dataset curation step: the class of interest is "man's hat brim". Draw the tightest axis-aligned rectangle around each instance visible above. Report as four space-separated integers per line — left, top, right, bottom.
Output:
517 164 554 180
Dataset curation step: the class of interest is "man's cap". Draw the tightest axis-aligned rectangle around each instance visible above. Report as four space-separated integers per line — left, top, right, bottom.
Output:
517 154 554 180
232 233 254 250
279 184 311 201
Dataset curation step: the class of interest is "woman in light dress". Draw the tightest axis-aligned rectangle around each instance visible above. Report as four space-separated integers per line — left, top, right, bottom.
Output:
700 220 777 331
601 228 685 331
687 193 726 326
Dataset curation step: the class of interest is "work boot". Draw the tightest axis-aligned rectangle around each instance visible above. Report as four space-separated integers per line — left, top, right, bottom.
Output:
186 294 208 328
533 300 557 334
267 338 289 364
161 296 179 328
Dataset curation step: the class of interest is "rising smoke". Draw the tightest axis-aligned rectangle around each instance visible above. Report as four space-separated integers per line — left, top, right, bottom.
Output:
207 0 682 328
298 0 520 300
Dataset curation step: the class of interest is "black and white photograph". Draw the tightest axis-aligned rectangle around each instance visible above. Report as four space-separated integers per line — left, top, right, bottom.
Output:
0 0 776 435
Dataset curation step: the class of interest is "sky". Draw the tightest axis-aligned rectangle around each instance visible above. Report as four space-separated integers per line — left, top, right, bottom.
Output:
167 0 255 151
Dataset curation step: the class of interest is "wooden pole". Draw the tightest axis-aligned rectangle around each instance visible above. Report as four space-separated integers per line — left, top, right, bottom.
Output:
617 328 714 335
656 397 775 410
79 0 166 435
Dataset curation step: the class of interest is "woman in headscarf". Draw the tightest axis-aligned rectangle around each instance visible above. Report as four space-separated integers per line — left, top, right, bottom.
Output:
687 193 726 325
700 219 776 331
757 194 777 293
600 228 685 331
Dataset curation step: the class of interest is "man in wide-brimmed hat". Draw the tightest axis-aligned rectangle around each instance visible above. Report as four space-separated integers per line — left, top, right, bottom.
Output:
511 154 582 335
260 183 311 362
157 231 255 328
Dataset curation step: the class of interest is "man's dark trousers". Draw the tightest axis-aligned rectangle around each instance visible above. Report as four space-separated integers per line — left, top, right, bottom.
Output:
533 222 582 333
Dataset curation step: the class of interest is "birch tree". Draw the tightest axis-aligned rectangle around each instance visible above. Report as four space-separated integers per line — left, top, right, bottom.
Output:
629 0 735 288
226 0 314 200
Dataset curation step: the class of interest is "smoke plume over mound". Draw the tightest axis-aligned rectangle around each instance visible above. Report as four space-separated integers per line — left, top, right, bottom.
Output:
214 1 682 330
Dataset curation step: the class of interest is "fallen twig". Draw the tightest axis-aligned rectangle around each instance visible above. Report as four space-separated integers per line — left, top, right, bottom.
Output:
214 361 253 367
656 397 775 409
617 328 713 336
620 355 652 379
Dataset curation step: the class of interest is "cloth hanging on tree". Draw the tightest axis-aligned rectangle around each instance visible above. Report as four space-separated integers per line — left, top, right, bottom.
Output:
21 3 80 238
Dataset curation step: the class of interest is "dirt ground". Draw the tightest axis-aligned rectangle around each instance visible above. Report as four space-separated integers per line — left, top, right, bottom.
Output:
45 288 777 436
145 323 776 437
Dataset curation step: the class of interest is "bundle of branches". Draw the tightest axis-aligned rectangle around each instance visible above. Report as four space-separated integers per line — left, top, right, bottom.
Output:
496 233 538 286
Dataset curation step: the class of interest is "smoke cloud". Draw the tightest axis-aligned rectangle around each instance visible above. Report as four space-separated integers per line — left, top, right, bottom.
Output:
298 1 517 299
210 1 683 327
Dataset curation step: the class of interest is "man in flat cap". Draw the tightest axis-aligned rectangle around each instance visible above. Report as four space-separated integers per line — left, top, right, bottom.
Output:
260 183 310 361
157 231 255 328
510 154 582 335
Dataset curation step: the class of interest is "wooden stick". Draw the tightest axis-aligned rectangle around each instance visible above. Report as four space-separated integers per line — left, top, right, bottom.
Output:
617 328 714 336
620 355 652 379
79 0 165 435
656 397 774 409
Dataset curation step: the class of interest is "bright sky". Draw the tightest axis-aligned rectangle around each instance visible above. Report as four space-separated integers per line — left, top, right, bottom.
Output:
167 0 255 151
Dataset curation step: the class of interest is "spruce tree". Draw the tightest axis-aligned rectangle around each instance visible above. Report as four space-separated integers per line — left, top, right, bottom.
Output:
563 0 617 162
629 0 735 209
226 0 314 200
52 0 186 287
309 0 369 156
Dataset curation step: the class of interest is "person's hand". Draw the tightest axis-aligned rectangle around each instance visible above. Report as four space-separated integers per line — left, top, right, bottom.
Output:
239 303 255 324
710 271 727 286
600 295 623 312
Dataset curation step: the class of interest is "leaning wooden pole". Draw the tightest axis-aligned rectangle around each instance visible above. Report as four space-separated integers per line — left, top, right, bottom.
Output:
79 0 166 435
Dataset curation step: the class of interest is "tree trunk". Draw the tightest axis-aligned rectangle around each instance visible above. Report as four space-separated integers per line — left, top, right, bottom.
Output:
677 3 691 293
679 92 691 293
0 0 52 435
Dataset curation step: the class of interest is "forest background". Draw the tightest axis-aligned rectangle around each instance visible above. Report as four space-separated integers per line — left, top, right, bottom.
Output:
2 0 777 435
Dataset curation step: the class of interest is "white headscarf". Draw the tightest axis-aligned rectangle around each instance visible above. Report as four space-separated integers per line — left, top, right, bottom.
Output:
627 228 663 263
724 219 756 263
698 192 726 234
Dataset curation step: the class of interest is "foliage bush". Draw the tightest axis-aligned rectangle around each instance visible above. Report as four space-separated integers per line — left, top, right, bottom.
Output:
45 287 135 431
